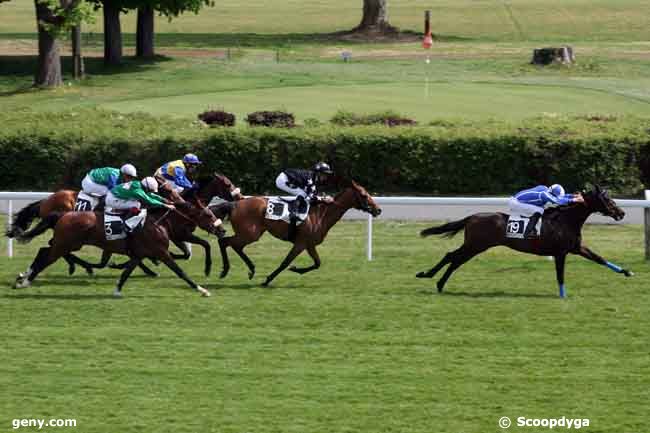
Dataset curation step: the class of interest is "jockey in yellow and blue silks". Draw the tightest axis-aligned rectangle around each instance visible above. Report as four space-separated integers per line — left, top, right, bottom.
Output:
155 153 202 193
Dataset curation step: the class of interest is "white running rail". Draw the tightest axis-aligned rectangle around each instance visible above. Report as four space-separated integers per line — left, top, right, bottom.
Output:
2 191 650 260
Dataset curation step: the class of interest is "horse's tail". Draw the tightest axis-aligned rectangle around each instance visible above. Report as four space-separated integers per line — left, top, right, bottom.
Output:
420 217 470 239
209 201 235 221
16 212 63 244
5 200 43 238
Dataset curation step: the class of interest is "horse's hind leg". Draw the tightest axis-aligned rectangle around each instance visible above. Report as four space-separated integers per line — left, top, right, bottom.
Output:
15 246 65 288
436 246 485 293
113 257 140 298
232 244 255 279
416 251 454 279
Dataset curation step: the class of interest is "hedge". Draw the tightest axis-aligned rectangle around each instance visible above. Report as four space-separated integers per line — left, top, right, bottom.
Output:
1 109 649 196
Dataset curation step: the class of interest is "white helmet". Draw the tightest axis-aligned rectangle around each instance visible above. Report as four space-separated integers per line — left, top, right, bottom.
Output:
120 164 137 177
141 176 158 193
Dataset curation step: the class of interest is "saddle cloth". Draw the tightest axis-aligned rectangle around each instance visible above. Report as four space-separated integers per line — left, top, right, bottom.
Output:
74 191 100 212
505 214 542 239
104 209 147 241
265 197 309 225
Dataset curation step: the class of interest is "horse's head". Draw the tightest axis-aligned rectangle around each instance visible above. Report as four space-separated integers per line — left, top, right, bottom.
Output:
178 200 223 235
339 179 382 217
583 185 625 221
192 173 242 202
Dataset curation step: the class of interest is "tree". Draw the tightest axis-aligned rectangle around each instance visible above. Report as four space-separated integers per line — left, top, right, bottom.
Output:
353 0 397 34
32 0 93 87
101 0 123 65
135 0 214 59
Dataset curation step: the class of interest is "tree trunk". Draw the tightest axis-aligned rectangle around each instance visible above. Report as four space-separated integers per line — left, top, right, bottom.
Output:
136 4 155 58
71 25 84 79
103 1 122 65
354 0 396 34
34 0 62 87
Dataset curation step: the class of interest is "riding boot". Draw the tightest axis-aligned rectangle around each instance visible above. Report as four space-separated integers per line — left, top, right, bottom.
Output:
524 212 542 238
288 215 298 242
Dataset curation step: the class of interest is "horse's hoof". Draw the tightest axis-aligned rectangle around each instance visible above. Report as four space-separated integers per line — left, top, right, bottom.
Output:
86 268 94 276
624 270 634 277
248 270 255 280
416 271 428 278
289 266 299 273
196 286 211 297
14 279 30 289
146 272 159 278
261 280 270 288
112 289 123 298
68 265 76 275
436 282 444 293
219 270 228 279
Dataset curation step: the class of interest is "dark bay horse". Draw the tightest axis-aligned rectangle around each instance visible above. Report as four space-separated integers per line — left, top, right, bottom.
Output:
214 179 382 286
14 202 223 297
109 173 242 275
416 186 633 297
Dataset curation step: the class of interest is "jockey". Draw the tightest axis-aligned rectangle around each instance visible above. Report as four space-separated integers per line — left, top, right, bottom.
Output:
81 164 138 198
155 153 202 193
106 177 174 231
275 161 334 240
509 184 584 237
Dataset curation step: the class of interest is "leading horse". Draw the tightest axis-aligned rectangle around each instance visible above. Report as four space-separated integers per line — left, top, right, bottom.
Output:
416 185 633 297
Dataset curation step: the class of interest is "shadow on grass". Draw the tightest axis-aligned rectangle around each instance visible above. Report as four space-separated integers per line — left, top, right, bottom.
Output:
0 54 172 88
439 290 558 299
0 32 474 48
4 292 115 300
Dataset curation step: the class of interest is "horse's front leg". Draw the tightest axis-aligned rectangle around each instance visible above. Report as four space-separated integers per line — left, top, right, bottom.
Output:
262 244 305 287
574 246 634 277
289 245 320 274
554 254 567 298
183 234 212 277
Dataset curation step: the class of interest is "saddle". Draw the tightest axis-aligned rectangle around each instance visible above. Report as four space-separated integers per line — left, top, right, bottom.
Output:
265 197 310 225
104 209 147 241
505 214 542 240
74 191 101 212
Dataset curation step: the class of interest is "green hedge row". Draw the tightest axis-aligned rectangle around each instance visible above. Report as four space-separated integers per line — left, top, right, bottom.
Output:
1 109 649 196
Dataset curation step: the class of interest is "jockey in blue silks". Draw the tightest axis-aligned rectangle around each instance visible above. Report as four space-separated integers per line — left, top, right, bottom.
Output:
155 153 202 193
508 184 584 237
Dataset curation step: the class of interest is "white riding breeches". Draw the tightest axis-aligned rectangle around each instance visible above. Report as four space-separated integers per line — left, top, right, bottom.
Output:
81 175 109 197
508 197 544 217
106 192 140 212
275 173 307 197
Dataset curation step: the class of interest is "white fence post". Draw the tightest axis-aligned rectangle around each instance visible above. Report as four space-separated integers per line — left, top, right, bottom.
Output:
367 213 373 261
645 190 650 261
8 199 13 258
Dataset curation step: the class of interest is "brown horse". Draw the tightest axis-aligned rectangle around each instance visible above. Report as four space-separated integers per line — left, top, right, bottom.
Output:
14 202 223 297
6 182 184 239
415 186 633 297
109 173 242 275
214 179 382 286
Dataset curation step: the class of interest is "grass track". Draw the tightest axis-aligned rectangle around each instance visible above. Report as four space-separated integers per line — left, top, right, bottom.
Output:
1 218 649 432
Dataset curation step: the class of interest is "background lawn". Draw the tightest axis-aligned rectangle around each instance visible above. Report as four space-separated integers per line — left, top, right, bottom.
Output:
1 218 649 433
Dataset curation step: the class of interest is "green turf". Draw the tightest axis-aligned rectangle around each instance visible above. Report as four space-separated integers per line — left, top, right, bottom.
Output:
2 0 650 42
3 53 650 121
1 218 649 433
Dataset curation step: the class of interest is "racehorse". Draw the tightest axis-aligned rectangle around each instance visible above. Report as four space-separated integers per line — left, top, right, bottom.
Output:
415 185 633 297
14 202 223 297
214 179 382 286
6 182 184 239
109 173 242 275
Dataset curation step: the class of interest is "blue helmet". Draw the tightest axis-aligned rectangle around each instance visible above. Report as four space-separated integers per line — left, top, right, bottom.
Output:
183 153 202 165
549 184 565 197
